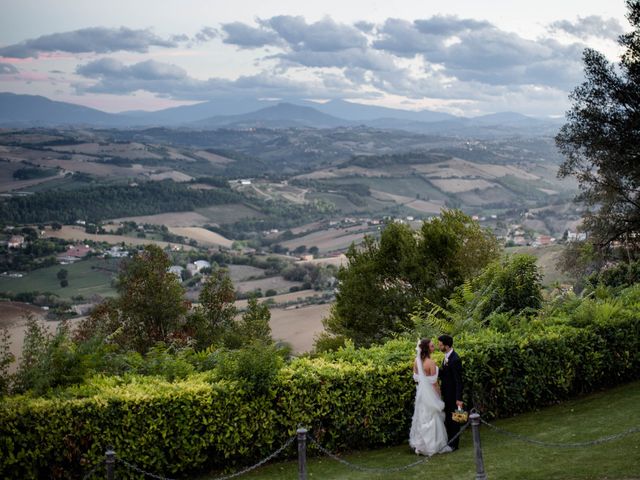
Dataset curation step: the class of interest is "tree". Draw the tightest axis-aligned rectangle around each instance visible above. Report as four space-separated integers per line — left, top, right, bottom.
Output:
413 254 543 336
0 328 14 396
238 297 272 343
80 245 188 352
188 268 237 348
323 210 500 347
556 1 640 254
57 268 68 288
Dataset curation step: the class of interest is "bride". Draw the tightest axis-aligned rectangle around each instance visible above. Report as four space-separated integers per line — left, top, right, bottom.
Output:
409 338 451 455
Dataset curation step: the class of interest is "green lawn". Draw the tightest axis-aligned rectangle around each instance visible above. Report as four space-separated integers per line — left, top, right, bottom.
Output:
0 257 119 300
196 380 640 480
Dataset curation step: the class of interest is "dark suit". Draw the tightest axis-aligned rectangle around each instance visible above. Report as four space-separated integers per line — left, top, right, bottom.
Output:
439 350 463 449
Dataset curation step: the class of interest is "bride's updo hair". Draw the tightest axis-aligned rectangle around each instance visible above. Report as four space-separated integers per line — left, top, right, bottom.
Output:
419 338 432 360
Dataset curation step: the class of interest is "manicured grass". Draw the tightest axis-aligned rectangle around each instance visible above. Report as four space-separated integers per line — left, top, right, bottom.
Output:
0 257 119 300
197 380 640 480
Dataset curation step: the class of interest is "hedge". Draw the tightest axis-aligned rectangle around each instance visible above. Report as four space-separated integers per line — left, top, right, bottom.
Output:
1 316 639 479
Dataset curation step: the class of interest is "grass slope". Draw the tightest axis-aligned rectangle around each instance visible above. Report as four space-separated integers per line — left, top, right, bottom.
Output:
197 380 640 480
0 257 119 300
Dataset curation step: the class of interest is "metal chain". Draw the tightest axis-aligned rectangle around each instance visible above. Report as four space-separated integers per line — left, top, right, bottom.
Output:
480 419 640 448
116 435 297 480
307 421 470 473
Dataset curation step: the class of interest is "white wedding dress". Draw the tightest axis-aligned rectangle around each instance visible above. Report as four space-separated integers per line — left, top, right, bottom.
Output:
409 356 450 455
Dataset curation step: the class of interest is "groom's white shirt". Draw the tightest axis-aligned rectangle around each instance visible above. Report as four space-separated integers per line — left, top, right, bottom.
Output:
444 349 453 365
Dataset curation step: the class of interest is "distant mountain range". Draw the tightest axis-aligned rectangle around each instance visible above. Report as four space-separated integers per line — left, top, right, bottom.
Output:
0 92 563 136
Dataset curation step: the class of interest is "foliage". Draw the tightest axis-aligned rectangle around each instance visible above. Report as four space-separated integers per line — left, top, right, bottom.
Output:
1 295 639 478
216 342 283 395
237 297 272 343
12 166 58 180
11 317 99 395
587 259 640 290
413 254 543 336
325 210 500 347
78 245 187 353
557 240 607 282
555 1 640 252
0 179 239 224
0 328 14 396
187 268 237 348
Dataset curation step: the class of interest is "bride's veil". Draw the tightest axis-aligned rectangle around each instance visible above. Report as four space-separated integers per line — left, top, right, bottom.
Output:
415 340 425 381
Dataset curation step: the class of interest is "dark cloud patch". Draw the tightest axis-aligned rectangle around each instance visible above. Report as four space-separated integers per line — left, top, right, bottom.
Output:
372 19 443 57
223 16 367 52
0 63 19 74
414 15 492 35
74 57 348 100
221 22 280 48
274 48 396 72
369 17 585 89
193 27 218 43
354 21 375 33
0 27 178 58
549 16 623 40
77 58 187 81
171 34 190 43
262 16 367 51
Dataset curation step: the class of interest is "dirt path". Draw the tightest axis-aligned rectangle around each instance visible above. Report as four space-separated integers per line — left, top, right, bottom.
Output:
269 303 330 352
0 302 51 374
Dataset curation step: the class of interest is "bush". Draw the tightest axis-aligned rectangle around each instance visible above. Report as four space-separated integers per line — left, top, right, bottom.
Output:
1 295 639 478
216 342 283 395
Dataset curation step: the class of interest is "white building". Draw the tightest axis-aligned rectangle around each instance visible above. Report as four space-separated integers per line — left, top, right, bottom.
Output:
7 235 25 248
194 260 211 272
168 266 184 278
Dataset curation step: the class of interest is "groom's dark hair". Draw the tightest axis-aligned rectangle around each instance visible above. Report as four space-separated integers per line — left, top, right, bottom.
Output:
438 334 453 348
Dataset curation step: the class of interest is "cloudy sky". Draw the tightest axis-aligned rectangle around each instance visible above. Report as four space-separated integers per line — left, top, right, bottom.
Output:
0 0 630 117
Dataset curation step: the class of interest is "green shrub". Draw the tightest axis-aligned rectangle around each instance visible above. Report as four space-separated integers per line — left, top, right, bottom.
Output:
216 342 283 395
1 295 639 479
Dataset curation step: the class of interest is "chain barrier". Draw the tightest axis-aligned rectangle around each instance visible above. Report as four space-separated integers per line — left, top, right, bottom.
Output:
306 421 470 473
480 419 640 448
115 435 296 480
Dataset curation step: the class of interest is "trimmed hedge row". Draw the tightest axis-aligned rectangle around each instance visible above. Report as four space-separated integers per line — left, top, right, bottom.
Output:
1 316 639 479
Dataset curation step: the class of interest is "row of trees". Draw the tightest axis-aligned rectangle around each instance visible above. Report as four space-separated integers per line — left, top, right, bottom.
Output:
78 244 271 353
0 180 240 224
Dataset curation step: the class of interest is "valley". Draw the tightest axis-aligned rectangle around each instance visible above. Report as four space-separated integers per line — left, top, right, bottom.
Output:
0 123 579 353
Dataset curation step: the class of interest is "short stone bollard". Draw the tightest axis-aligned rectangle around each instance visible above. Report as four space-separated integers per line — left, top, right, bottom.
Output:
297 428 308 480
105 448 116 480
470 413 488 480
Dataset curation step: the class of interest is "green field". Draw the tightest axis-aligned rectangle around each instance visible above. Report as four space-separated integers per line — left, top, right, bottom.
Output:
0 257 120 300
326 176 449 202
195 380 640 480
195 203 265 224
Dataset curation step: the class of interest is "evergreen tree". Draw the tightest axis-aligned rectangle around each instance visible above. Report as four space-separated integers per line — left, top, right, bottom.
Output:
556 1 640 254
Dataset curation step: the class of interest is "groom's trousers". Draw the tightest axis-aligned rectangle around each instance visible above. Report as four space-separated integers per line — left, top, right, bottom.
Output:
444 404 461 450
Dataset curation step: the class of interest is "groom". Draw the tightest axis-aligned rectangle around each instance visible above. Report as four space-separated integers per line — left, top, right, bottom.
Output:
438 334 464 451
